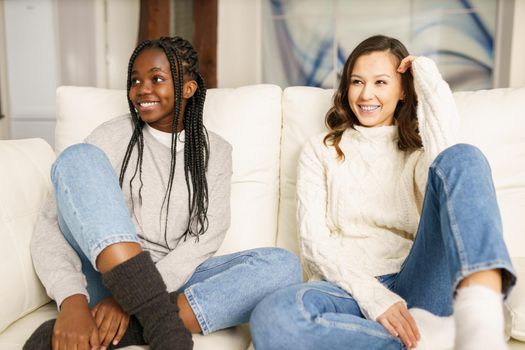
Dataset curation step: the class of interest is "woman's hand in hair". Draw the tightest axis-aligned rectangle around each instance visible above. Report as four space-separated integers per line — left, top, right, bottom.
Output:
377 301 420 349
397 55 417 74
54 294 100 350
91 296 130 349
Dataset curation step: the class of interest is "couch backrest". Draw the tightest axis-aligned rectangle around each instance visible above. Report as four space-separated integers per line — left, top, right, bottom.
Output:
55 85 525 260
455 88 525 258
277 87 334 255
0 139 55 332
55 85 283 255
277 86 525 259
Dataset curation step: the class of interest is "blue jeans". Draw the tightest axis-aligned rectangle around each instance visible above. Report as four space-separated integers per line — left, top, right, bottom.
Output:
52 143 303 335
250 144 517 350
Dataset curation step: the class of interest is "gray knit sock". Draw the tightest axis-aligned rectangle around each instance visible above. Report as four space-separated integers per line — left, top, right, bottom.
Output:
111 315 146 348
102 251 193 350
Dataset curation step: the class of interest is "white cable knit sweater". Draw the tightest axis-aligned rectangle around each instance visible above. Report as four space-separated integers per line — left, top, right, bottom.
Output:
296 57 460 321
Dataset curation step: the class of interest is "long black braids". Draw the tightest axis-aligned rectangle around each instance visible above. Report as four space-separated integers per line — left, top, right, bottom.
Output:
120 36 210 246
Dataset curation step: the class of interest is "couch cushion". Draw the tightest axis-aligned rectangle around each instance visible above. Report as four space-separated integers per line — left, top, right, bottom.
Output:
277 87 334 254
0 139 55 333
454 87 525 258
201 84 283 254
0 303 251 350
0 303 56 349
506 257 525 342
55 86 129 155
55 84 283 254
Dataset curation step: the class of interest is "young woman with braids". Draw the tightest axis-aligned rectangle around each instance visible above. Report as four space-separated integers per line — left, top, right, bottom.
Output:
250 35 516 350
25 36 301 350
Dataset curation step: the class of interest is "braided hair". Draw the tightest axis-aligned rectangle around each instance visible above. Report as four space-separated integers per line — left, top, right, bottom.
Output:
121 36 209 245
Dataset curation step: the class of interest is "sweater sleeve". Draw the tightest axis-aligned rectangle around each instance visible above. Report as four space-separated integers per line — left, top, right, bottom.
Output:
30 191 89 308
412 57 460 195
156 142 232 292
297 138 405 321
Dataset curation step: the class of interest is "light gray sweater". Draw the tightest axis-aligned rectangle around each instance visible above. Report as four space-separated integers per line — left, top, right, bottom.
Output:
31 115 232 307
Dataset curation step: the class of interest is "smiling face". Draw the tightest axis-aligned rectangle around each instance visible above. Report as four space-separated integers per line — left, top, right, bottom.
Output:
347 50 404 128
129 48 177 132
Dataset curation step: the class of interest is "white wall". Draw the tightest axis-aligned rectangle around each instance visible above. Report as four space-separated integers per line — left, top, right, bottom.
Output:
104 0 140 90
509 0 525 88
3 0 60 145
0 0 10 139
217 0 261 88
57 0 97 87
0 0 139 145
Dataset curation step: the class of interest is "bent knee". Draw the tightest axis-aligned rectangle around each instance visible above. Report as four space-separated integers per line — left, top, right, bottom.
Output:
55 143 106 168
52 144 109 180
433 143 489 172
58 143 105 162
256 247 303 285
250 288 301 349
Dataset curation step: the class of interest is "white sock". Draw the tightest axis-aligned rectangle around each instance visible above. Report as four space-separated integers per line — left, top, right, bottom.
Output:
454 284 507 350
409 308 454 350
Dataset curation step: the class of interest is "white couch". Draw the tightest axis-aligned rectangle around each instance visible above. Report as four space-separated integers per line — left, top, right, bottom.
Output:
1 84 524 350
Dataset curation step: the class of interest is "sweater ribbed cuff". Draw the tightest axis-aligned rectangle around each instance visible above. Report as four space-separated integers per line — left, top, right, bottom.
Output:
51 275 89 309
363 291 406 321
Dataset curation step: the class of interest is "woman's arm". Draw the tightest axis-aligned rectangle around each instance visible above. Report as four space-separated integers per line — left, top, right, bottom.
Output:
53 294 101 350
31 192 89 308
297 138 404 321
155 142 232 291
406 56 460 161
399 56 460 196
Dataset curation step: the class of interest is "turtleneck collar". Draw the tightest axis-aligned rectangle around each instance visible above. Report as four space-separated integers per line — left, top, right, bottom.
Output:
344 124 398 143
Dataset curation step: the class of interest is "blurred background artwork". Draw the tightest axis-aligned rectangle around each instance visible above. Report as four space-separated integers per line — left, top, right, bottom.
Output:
262 0 498 91
0 0 524 143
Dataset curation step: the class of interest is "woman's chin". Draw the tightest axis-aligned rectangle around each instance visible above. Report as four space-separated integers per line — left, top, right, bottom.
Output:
356 116 394 128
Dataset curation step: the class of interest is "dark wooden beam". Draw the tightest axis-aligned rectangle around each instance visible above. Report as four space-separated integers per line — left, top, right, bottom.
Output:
138 0 217 87
138 0 170 43
193 0 217 88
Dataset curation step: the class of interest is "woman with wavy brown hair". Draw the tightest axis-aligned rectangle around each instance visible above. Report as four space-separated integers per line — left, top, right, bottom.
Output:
250 35 516 350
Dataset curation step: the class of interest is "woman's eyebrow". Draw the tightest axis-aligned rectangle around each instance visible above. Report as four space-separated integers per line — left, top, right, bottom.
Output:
350 73 392 79
149 67 168 73
130 67 168 75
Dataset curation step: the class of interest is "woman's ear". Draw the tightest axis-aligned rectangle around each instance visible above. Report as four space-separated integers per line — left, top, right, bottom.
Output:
183 80 198 99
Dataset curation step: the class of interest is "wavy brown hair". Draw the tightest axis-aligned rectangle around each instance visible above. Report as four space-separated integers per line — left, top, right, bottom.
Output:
324 35 422 159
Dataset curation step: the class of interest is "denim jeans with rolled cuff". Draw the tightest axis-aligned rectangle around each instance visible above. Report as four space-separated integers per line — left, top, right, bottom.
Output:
250 144 517 350
52 143 303 335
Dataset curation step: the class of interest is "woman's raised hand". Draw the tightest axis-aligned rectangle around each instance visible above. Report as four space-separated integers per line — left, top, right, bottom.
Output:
397 55 417 74
377 301 421 349
53 294 100 350
91 296 130 349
